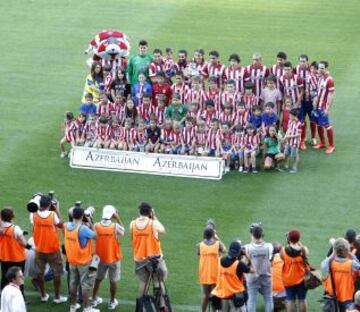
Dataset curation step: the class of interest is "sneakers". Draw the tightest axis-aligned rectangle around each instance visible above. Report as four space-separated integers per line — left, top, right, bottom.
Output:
91 297 103 307
108 299 119 310
252 169 258 174
325 145 335 155
224 166 230 173
70 303 81 312
243 168 249 174
83 307 100 312
310 138 317 146
40 293 49 302
289 168 298 174
313 143 326 150
53 295 68 304
300 141 306 150
238 166 243 173
60 151 68 158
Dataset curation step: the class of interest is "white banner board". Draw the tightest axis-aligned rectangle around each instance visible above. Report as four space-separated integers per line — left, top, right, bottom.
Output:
70 146 225 180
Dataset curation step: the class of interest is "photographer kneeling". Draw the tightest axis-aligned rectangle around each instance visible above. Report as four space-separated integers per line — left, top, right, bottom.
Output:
130 202 167 310
211 240 253 312
64 207 98 312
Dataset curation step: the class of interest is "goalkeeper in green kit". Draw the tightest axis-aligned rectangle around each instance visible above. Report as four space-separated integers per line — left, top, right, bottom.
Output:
127 40 153 86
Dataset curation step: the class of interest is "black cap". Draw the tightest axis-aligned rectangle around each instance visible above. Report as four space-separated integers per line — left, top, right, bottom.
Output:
228 240 242 258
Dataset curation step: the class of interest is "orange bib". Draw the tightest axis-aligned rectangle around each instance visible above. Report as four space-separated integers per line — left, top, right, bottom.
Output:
95 223 122 263
33 212 60 253
199 241 220 285
0 225 25 262
64 224 92 265
272 254 285 292
281 247 306 287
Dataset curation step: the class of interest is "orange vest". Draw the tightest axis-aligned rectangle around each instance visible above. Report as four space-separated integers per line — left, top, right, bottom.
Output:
130 219 162 261
0 225 26 262
95 223 122 263
324 259 355 302
199 241 220 285
212 260 245 299
33 212 60 253
272 254 285 293
64 224 92 265
281 247 306 287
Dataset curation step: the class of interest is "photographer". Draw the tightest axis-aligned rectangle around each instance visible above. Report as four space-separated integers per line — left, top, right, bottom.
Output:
245 223 274 312
92 205 125 310
129 202 167 309
0 207 27 295
322 238 360 312
211 240 253 312
196 222 226 312
30 195 67 303
64 206 98 312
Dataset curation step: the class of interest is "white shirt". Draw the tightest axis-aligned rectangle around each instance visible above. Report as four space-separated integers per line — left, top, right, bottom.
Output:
0 222 23 239
0 283 26 312
29 210 60 225
99 220 125 238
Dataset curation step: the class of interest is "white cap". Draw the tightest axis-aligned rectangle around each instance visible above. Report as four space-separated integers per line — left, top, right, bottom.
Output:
102 205 116 219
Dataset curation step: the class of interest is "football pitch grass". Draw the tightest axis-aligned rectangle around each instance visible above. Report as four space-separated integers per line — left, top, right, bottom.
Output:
1 0 360 311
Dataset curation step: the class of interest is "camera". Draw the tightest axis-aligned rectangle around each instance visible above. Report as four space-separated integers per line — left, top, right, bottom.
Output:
27 191 58 213
205 219 216 230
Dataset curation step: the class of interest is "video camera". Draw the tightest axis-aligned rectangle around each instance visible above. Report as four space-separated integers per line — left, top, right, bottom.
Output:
27 191 58 213
70 201 95 223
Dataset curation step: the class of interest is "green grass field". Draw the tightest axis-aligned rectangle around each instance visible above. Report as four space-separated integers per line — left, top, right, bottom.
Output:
1 0 360 311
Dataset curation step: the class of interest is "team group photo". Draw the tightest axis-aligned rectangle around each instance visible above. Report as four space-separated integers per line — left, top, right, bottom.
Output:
1 0 359 312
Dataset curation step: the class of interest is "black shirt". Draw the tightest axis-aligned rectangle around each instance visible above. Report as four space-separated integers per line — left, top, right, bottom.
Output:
111 79 131 98
147 127 161 144
220 256 250 279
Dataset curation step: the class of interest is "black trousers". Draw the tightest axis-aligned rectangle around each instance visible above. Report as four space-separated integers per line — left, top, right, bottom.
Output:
1 261 26 295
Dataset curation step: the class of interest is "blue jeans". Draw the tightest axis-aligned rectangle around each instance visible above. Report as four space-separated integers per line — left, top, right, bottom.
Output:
247 275 273 312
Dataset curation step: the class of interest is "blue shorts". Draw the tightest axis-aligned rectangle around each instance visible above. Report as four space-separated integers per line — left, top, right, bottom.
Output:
284 145 299 158
299 101 314 122
222 144 231 152
285 281 307 301
208 148 216 156
171 145 182 154
311 109 331 127
231 150 244 160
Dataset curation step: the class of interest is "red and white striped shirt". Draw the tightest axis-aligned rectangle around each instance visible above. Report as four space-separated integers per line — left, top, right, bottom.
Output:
231 133 243 149
206 89 221 112
135 129 147 145
286 119 302 147
223 66 249 93
220 91 242 110
84 122 96 141
194 129 207 147
101 58 128 77
234 111 249 128
185 88 207 109
246 64 269 101
279 74 304 104
149 61 164 78
243 133 260 150
186 110 201 123
309 73 319 96
242 93 257 112
64 121 76 142
271 64 284 89
154 106 165 126
96 124 108 140
160 127 173 143
111 101 126 120
171 83 189 103
98 103 114 117
171 130 183 146
295 65 310 87
137 104 153 123
201 62 226 88
106 125 123 141
317 74 335 110
122 127 136 144
206 128 220 149
217 131 232 147
182 127 195 145
201 110 219 127
104 72 113 92
219 111 236 125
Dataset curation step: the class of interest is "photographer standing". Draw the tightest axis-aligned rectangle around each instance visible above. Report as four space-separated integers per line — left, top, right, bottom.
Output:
64 207 98 312
129 202 167 309
92 205 125 310
211 240 253 312
245 223 274 312
30 195 67 303
0 208 27 295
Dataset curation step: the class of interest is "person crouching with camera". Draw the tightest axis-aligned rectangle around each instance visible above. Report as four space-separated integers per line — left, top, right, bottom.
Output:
130 202 167 310
91 205 125 310
211 240 253 312
64 206 98 312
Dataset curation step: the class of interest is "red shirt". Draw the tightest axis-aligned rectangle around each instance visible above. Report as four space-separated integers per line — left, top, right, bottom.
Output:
280 74 304 104
201 62 226 88
246 64 269 101
152 83 172 107
317 74 335 110
223 65 249 93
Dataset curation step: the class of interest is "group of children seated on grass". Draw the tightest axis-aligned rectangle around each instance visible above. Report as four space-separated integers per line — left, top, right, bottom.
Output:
60 48 332 174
